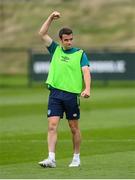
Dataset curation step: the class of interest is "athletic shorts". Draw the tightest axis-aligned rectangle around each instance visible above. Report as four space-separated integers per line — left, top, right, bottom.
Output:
47 88 80 120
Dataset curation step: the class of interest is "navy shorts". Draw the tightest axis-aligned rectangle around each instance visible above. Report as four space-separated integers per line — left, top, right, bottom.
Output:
47 88 80 120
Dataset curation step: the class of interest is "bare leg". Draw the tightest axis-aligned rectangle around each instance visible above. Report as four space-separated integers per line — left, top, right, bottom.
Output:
38 116 60 167
68 120 81 154
48 116 60 153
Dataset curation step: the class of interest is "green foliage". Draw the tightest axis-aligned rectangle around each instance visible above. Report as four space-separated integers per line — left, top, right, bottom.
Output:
0 0 135 49
1 0 135 75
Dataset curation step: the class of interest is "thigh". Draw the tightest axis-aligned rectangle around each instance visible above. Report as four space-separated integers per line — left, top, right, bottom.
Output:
68 119 79 129
63 95 80 120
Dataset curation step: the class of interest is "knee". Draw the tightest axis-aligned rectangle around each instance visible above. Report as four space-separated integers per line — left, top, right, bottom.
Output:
70 126 79 135
48 123 57 133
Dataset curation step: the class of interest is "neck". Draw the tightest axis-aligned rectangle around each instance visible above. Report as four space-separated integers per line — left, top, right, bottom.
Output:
63 46 72 50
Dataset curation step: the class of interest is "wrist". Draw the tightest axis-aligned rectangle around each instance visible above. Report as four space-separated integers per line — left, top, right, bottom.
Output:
48 15 53 21
85 87 90 91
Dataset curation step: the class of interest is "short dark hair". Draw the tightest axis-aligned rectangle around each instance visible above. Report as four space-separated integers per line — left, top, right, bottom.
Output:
59 27 73 39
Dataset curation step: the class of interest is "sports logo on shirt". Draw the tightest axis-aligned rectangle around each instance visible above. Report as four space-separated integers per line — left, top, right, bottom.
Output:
61 56 70 62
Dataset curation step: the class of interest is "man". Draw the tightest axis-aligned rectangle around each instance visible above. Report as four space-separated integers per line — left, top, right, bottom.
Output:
38 11 91 168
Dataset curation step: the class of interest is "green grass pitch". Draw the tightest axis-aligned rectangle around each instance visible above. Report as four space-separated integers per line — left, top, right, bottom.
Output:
0 86 135 178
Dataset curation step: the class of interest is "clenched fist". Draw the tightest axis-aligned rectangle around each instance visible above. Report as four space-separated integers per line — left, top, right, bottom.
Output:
50 11 61 20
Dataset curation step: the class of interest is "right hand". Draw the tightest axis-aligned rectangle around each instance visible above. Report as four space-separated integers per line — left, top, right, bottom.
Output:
50 11 61 20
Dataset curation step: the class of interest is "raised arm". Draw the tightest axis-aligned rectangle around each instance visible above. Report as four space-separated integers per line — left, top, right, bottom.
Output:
81 66 91 98
38 11 60 47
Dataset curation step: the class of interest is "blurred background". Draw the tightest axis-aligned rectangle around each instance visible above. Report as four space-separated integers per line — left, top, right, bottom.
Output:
0 0 135 179
0 0 135 86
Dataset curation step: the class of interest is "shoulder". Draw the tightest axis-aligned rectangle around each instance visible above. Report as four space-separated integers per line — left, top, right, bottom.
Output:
71 48 89 67
47 41 59 55
81 51 90 67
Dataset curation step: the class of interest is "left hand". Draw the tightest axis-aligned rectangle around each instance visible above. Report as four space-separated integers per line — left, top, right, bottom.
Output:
81 89 90 98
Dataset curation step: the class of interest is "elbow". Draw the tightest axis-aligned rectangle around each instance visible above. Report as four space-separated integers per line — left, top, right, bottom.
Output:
38 31 48 41
38 30 43 37
38 29 47 38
